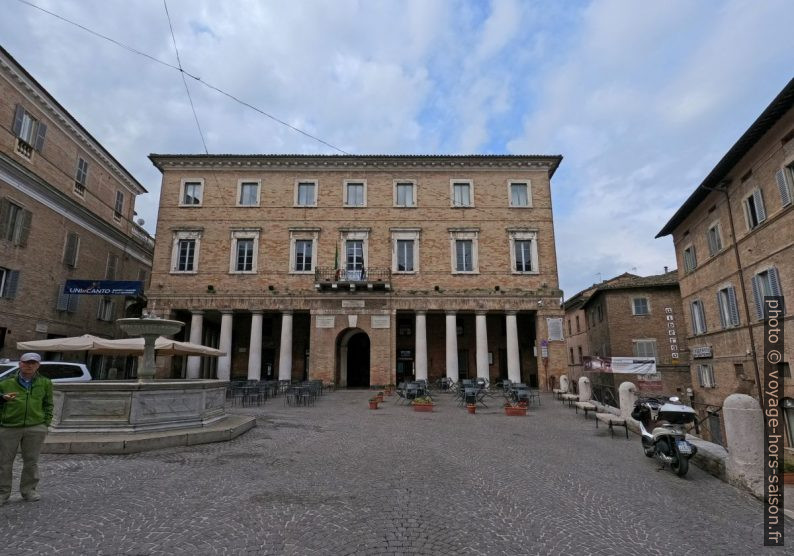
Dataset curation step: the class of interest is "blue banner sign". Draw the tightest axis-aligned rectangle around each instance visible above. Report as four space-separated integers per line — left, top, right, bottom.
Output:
64 280 143 296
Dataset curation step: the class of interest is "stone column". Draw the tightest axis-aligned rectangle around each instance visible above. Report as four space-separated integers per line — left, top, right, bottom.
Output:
278 311 294 382
248 311 263 381
724 394 764 497
217 310 233 381
445 312 458 383
618 381 637 420
415 311 428 382
475 312 489 380
186 310 204 379
506 311 520 383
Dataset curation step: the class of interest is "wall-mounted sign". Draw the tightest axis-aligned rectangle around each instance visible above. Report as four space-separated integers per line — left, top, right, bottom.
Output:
316 316 336 328
583 356 657 374
64 280 143 296
398 350 413 359
342 300 365 308
547 318 564 341
692 345 713 359
371 315 390 329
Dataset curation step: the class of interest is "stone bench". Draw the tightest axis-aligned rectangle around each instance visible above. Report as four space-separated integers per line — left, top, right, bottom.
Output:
595 412 628 439
574 401 596 418
552 388 565 400
561 393 578 406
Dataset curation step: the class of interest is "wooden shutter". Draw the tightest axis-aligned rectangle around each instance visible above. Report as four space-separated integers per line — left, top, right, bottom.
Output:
690 302 698 334
751 275 763 320
56 283 69 311
716 291 727 329
64 232 79 267
776 168 792 207
67 292 79 313
4 270 19 299
11 105 24 136
768 267 781 297
753 189 766 223
33 121 47 151
16 209 31 247
0 198 8 238
727 286 740 326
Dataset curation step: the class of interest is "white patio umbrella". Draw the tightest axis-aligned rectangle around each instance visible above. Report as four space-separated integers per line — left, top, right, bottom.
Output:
17 335 224 357
17 334 115 352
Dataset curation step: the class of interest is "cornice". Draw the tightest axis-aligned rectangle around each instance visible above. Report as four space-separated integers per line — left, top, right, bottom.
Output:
0 52 146 196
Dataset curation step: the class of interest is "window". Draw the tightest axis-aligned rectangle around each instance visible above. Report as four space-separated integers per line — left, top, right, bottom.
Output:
229 229 259 273
105 254 118 280
338 229 369 280
691 299 707 335
568 320 572 336
775 164 793 207
294 240 313 272
632 297 649 315
716 285 740 328
114 191 124 221
63 232 80 268
682 245 697 272
391 229 419 273
451 180 473 207
752 267 782 319
744 188 766 230
75 157 88 196
396 240 414 272
0 268 20 299
394 181 415 207
180 180 203 206
508 230 538 273
171 230 202 273
295 181 317 207
449 229 478 273
237 181 260 206
509 181 531 207
344 181 366 207
633 339 657 358
570 348 575 365
782 362 792 379
55 283 79 313
706 223 722 256
97 298 115 322
0 199 31 247
734 363 746 380
12 104 46 155
697 363 716 388
577 346 583 363
597 304 603 322
576 315 580 332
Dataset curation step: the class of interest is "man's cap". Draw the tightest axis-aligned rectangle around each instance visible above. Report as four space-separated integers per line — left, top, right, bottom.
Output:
19 353 41 362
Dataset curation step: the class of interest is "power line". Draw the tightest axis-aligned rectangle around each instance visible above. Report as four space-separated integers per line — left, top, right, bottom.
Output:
163 0 208 154
14 0 350 155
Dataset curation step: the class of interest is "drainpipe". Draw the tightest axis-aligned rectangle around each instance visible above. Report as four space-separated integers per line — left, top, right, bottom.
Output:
699 180 763 405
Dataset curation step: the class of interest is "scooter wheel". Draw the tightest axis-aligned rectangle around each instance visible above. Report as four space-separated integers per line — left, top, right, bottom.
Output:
643 446 655 458
672 454 689 477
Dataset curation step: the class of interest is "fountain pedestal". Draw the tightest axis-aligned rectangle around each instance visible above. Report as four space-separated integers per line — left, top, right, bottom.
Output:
117 317 184 380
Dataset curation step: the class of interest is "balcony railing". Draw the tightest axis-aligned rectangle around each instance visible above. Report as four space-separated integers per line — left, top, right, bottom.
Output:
314 267 391 291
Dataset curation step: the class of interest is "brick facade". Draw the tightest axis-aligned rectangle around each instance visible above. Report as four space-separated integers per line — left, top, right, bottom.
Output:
658 79 794 446
0 47 153 363
148 154 566 388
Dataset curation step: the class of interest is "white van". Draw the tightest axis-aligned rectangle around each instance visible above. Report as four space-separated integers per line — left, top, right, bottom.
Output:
0 361 92 383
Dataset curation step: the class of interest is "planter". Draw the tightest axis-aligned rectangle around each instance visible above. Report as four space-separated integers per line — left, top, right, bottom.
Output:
466 404 476 415
504 406 527 416
368 401 379 410
413 403 434 413
784 472 794 485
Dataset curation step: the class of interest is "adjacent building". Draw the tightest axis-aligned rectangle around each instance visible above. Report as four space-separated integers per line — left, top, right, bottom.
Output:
147 154 566 388
563 271 691 405
0 46 153 365
657 78 794 445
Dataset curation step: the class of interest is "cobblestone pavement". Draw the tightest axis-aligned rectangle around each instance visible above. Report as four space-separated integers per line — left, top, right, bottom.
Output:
0 391 787 555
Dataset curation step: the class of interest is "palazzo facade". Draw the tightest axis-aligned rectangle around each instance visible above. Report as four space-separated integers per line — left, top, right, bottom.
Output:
147 154 566 389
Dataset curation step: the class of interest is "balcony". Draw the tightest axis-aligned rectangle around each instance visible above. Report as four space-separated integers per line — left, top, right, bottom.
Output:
314 267 391 291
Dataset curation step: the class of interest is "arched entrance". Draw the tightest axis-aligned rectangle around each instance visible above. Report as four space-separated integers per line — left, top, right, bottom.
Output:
337 328 370 388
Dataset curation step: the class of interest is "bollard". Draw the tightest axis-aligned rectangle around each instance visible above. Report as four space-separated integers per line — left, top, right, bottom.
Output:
723 394 764 497
578 376 592 402
559 374 570 394
618 382 637 420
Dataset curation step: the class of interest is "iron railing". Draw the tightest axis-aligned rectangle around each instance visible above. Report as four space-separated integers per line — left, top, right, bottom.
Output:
314 267 391 290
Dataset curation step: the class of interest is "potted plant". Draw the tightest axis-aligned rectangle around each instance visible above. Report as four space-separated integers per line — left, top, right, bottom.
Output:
466 403 477 415
504 401 527 416
412 396 434 412
368 397 379 410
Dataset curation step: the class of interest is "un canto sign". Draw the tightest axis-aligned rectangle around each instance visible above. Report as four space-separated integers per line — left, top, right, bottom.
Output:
691 345 712 359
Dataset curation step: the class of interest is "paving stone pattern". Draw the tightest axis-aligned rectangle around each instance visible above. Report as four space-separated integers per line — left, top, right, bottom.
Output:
0 391 786 555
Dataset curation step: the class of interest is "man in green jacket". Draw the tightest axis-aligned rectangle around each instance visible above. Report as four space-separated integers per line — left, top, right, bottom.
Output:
0 352 53 505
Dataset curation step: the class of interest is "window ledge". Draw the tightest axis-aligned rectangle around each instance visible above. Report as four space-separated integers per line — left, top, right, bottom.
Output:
452 271 480 275
511 270 539 275
170 270 198 275
229 271 257 275
294 204 317 208
393 271 418 275
290 271 314 275
177 204 203 208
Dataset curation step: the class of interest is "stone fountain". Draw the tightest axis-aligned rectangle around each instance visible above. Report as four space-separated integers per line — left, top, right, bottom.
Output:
44 317 255 454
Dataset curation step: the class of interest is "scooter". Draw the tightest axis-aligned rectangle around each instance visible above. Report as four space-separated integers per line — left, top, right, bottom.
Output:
631 396 698 477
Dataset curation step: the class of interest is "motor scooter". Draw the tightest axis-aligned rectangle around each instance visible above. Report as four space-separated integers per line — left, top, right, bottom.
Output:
631 396 698 477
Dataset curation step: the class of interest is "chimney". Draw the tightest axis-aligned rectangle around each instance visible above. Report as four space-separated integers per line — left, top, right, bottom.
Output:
664 266 668 273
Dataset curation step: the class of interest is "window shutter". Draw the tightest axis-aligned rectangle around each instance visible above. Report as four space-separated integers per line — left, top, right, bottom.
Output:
0 198 8 236
751 275 763 320
776 169 792 207
716 292 727 329
768 267 781 297
699 302 707 334
33 121 47 152
96 299 103 320
753 189 766 222
690 302 698 334
56 283 69 311
16 209 31 247
727 286 740 326
12 105 24 136
64 233 78 267
707 230 715 256
4 270 19 299
67 291 79 313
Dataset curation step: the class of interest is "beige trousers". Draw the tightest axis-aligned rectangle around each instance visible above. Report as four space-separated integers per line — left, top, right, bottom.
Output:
0 424 48 499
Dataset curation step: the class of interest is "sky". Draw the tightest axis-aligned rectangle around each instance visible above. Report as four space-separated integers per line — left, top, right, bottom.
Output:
2 0 792 299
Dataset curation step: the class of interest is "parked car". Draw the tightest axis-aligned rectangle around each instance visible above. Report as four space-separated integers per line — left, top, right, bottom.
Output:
0 360 92 383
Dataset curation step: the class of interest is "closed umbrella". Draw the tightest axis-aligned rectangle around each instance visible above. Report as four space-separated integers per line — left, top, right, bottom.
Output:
17 334 112 352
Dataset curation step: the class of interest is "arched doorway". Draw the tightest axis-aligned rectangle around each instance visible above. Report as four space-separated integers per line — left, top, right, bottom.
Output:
337 328 370 388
